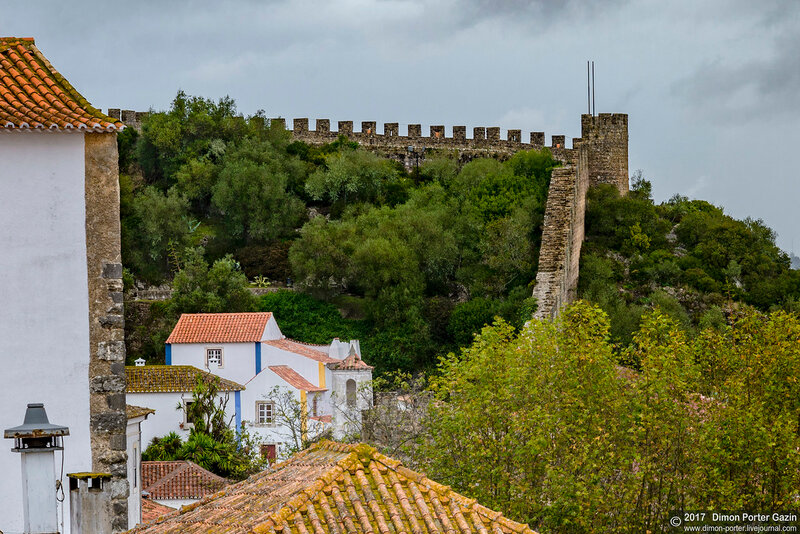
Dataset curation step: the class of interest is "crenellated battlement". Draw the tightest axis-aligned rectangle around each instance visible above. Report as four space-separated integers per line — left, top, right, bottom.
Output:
109 105 629 321
108 107 587 162
283 117 576 152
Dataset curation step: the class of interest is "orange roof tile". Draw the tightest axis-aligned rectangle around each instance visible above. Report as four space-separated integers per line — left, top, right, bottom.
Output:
309 415 332 423
0 37 123 131
142 498 176 523
327 347 373 371
268 365 326 392
126 441 538 534
143 461 228 501
263 338 338 364
126 365 245 393
166 313 273 344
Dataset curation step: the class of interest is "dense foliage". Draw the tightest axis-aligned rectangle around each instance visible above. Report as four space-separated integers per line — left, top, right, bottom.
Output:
121 92 554 373
121 92 798 374
419 302 800 532
579 174 800 346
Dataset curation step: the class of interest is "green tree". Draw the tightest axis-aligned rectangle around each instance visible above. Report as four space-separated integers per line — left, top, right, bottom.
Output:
126 186 193 281
170 248 258 314
305 149 400 210
211 138 307 243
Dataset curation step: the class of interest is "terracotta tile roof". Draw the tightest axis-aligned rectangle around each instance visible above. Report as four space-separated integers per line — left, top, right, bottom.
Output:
126 441 538 534
268 365 326 392
0 37 123 131
309 415 332 423
142 498 176 523
143 461 228 501
327 347 373 371
126 365 245 393
127 405 156 420
264 338 338 364
166 313 273 344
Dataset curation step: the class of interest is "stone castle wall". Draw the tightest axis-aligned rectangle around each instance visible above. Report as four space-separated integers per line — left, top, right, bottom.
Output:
112 109 628 319
581 113 629 193
531 146 589 320
84 132 129 532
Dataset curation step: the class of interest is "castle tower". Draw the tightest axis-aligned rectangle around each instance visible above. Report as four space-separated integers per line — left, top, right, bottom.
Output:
580 113 629 194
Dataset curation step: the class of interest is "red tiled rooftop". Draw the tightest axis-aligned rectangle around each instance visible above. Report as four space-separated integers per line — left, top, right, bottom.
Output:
268 365 326 392
128 441 539 534
142 498 176 523
166 313 273 344
309 415 332 423
263 338 337 364
142 460 228 501
327 347 373 371
0 37 123 131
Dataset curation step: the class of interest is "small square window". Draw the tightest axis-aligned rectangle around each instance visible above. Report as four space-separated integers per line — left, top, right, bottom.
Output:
206 348 223 367
256 401 275 426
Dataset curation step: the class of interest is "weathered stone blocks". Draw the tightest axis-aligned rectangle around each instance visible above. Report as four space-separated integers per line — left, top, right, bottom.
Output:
338 121 353 135
294 118 309 133
362 121 376 135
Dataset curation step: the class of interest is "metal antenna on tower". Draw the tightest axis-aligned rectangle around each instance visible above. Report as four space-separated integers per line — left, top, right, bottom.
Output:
592 61 597 116
587 61 591 115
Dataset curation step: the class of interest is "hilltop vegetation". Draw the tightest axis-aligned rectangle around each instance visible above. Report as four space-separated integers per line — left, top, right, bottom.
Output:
120 92 552 372
121 92 799 374
120 92 800 531
580 174 800 348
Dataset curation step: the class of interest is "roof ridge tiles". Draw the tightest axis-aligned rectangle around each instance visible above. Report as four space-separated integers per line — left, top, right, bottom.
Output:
0 38 123 131
128 440 538 534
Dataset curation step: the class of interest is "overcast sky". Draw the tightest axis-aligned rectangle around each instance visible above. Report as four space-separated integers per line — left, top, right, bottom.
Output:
4 0 798 252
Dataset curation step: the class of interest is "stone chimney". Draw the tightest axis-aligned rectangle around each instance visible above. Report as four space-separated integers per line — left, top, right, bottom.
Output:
68 473 113 534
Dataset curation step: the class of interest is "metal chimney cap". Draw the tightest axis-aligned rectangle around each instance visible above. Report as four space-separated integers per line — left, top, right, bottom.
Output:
4 403 70 439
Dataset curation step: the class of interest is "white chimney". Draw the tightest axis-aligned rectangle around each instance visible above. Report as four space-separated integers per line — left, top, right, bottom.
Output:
68 473 113 534
134 358 146 367
4 403 69 534
349 340 361 358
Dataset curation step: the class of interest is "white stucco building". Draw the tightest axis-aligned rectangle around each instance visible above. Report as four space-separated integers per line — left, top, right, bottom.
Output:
138 312 373 459
0 37 129 533
126 405 154 527
125 365 245 449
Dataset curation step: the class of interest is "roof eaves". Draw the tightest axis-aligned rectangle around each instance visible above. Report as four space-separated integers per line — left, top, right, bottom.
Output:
26 42 123 130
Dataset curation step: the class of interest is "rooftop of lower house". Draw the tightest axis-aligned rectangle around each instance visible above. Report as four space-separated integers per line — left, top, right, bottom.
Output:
143 460 228 501
126 365 245 393
127 441 538 534
266 365 327 392
0 37 123 131
126 404 156 420
166 312 274 344
327 346 373 371
142 498 176 524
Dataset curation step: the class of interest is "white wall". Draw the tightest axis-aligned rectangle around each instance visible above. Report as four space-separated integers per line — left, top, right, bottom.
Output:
171 342 256 386
330 369 373 440
127 417 144 528
0 132 90 534
240 367 300 447
127 391 238 448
